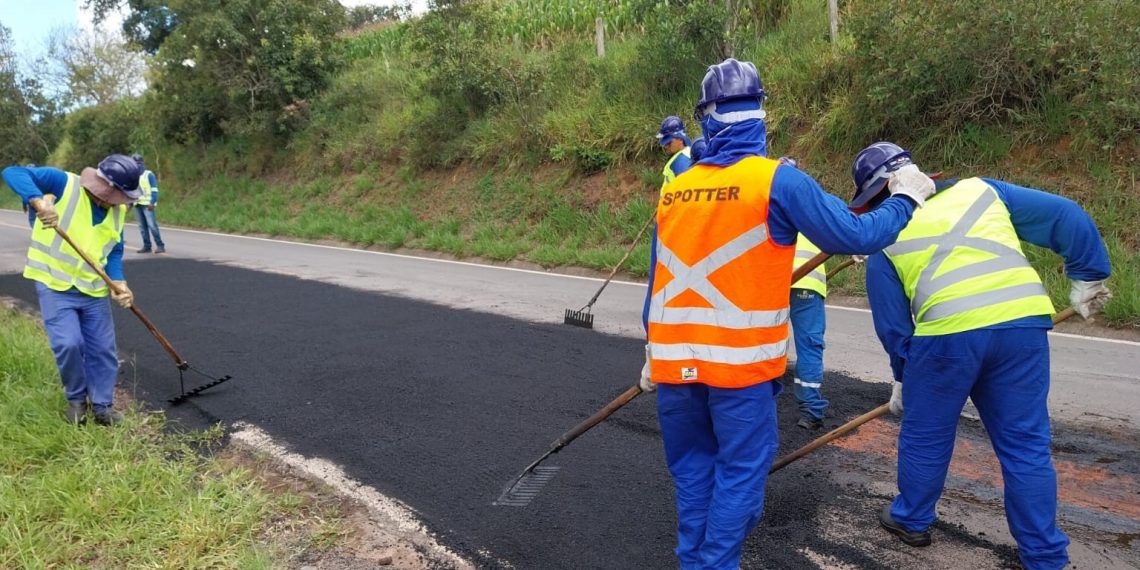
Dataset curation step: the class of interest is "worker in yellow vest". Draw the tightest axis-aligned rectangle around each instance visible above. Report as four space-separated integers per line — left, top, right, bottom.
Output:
3 155 144 426
656 115 693 187
131 153 165 254
637 60 934 569
851 142 1111 569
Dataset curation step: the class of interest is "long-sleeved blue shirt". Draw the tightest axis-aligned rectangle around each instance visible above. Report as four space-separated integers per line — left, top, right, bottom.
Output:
3 166 126 280
666 150 693 179
642 162 916 329
144 170 159 206
866 178 1112 382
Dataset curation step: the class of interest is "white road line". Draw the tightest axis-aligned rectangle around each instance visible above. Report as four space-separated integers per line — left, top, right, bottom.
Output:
4 216 1137 347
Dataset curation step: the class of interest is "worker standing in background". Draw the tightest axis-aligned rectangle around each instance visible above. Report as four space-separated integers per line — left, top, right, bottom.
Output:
131 153 165 254
3 155 144 426
638 59 935 570
656 115 694 187
850 141 1111 570
776 157 831 430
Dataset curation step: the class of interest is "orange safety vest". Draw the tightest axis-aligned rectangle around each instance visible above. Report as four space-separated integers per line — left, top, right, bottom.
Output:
647 155 795 388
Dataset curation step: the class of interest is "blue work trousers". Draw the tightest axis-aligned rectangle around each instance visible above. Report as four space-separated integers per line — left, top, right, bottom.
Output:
892 327 1069 570
790 289 828 421
657 381 781 570
35 283 119 412
135 205 164 249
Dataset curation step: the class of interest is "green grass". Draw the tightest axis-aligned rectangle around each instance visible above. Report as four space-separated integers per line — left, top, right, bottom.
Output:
0 306 312 568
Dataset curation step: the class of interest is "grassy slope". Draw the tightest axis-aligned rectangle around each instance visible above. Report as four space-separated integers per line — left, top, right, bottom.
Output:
0 305 318 568
5 0 1136 326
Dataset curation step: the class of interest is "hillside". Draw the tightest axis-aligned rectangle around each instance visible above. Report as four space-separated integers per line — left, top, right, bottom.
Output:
7 0 1139 325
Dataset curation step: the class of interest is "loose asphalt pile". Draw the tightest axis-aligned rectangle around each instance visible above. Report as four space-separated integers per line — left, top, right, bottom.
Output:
2 258 1118 569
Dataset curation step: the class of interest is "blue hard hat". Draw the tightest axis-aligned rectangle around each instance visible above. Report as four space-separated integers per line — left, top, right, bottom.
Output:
656 115 686 145
98 154 144 196
850 142 913 209
693 58 766 122
690 136 708 161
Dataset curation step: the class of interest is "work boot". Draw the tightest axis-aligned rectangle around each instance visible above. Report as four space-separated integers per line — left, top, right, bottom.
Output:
65 401 88 425
878 504 932 547
93 408 124 427
154 246 165 254
796 417 823 430
137 246 152 253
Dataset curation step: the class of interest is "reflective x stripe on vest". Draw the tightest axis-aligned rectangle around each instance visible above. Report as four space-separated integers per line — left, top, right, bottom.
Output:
647 156 795 388
661 147 691 187
884 178 1053 336
136 170 154 206
24 173 125 297
791 234 826 297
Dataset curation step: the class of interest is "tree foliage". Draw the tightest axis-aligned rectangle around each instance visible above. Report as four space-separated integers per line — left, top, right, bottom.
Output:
141 0 345 141
0 24 62 165
42 26 148 108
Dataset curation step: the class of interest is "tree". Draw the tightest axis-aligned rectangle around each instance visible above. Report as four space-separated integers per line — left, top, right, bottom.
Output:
344 3 412 32
42 26 148 108
0 24 61 165
84 0 177 54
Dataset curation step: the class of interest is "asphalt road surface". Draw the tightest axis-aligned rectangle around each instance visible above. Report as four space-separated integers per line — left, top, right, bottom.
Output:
2 211 1138 569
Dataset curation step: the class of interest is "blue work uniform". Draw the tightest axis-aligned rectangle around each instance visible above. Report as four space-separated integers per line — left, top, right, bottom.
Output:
866 178 1110 570
135 169 165 250
643 110 918 570
3 166 126 413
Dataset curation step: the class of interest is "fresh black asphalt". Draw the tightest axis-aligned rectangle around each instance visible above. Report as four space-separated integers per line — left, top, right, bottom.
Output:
0 258 1025 569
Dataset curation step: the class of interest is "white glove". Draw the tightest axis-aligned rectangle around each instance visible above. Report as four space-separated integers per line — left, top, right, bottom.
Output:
887 164 935 208
29 195 59 228
851 255 868 264
111 280 134 308
639 344 656 393
889 381 903 416
1069 279 1111 319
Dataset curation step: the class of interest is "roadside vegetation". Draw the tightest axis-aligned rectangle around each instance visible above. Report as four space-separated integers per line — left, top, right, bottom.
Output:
1 0 1136 325
0 305 343 568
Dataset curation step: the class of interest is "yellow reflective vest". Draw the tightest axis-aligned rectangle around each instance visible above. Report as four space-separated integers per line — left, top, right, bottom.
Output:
791 234 826 297
884 178 1054 336
24 173 126 297
136 169 155 206
661 147 692 187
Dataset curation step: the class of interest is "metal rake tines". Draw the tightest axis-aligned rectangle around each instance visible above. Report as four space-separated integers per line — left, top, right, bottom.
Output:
494 466 561 507
564 307 594 328
168 367 234 406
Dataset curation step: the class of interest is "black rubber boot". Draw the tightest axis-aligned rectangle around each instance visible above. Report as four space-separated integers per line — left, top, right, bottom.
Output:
878 504 932 547
796 417 823 430
93 409 124 426
66 401 88 425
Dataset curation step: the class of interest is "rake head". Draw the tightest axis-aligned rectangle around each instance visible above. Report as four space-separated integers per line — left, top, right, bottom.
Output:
168 366 234 406
494 466 561 507
564 307 594 329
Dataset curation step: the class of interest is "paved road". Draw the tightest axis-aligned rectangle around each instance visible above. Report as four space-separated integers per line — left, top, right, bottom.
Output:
2 211 1138 569
3 210 1134 427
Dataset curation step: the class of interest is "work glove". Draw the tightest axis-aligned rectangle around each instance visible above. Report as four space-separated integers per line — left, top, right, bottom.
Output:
851 255 868 264
1069 279 1112 319
887 164 936 208
639 344 656 393
147 204 155 211
888 381 903 416
29 195 59 228
110 280 134 309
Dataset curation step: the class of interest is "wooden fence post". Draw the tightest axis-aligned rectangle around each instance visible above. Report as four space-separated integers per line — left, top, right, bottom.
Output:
595 17 605 58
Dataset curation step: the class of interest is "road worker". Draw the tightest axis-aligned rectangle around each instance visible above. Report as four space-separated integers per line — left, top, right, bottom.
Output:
777 157 831 430
3 155 144 426
657 115 694 187
131 153 166 254
638 59 935 570
851 141 1111 570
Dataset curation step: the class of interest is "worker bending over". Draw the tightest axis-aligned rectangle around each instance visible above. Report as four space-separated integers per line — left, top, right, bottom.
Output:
638 59 935 570
851 141 1111 570
3 156 144 426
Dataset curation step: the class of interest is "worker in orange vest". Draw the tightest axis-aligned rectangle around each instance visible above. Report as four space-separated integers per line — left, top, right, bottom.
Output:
637 59 936 569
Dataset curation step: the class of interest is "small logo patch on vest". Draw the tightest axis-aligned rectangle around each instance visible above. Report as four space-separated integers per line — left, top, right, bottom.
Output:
681 367 698 381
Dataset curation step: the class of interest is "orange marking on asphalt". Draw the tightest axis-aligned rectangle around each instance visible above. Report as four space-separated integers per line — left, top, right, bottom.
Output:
824 418 1140 519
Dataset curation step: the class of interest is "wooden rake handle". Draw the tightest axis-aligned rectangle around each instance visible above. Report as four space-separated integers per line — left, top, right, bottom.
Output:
49 224 188 369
